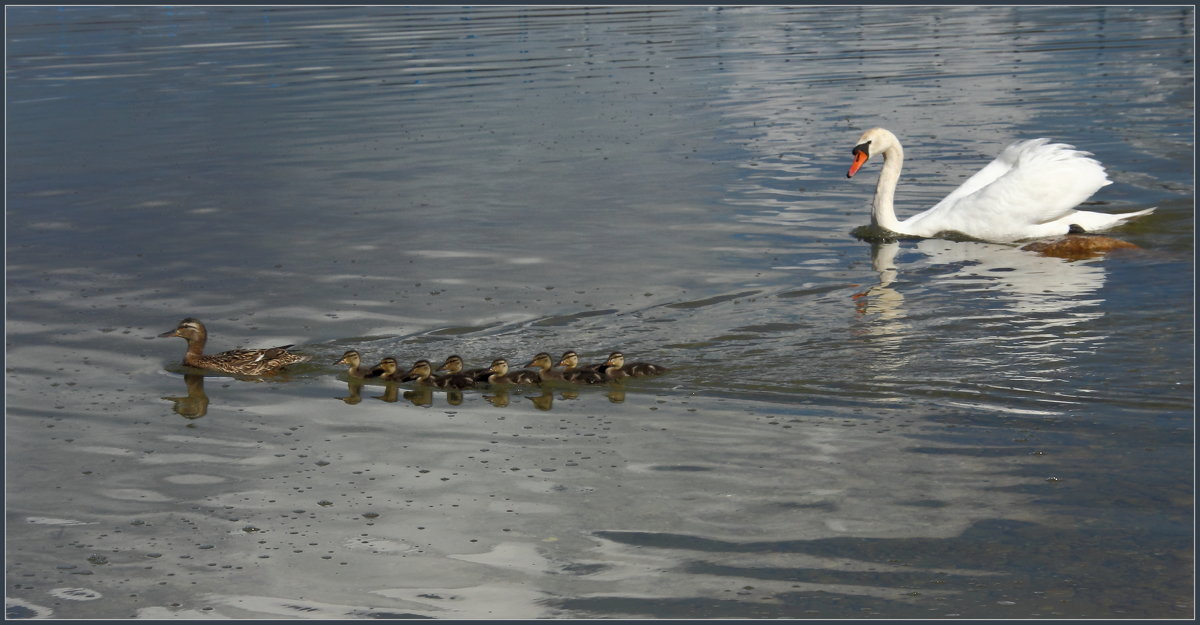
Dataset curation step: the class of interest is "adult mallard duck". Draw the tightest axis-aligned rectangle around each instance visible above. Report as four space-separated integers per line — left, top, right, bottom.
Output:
159 317 308 376
557 351 606 384
437 355 492 382
604 351 669 378
333 350 381 379
524 352 563 381
404 359 477 390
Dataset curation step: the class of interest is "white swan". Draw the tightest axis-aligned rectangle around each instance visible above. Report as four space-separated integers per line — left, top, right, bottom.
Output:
846 127 1155 243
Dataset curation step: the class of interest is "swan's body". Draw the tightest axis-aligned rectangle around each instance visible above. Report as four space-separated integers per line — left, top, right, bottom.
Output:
847 128 1154 243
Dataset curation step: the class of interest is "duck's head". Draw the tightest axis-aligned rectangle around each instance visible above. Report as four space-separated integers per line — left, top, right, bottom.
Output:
525 352 553 369
557 351 580 368
604 351 625 368
488 359 509 375
334 350 361 366
438 355 465 373
159 318 206 342
405 359 433 379
847 127 898 178
375 357 399 376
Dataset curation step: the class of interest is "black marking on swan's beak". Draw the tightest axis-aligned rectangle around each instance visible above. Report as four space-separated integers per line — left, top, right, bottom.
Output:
848 143 871 178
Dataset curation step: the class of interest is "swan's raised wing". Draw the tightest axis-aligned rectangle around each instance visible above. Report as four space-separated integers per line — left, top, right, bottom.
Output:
909 139 1111 240
930 139 1045 211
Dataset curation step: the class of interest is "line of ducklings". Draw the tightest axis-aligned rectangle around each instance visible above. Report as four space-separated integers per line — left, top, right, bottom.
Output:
334 350 668 389
158 317 668 384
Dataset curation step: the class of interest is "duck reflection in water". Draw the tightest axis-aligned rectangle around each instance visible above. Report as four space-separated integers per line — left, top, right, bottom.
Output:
526 389 555 411
373 383 435 407
484 386 511 408
162 373 209 420
336 378 365 405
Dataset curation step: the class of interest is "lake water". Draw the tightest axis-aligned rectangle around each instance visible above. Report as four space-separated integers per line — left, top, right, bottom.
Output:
4 5 1193 620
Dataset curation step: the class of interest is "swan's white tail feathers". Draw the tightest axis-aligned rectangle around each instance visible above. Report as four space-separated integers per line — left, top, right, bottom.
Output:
1061 206 1156 233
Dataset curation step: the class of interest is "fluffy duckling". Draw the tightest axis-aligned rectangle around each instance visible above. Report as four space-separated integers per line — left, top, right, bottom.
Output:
438 355 492 382
333 350 381 379
557 351 606 384
605 351 669 377
373 357 414 383
486 358 541 385
159 317 308 376
524 352 563 381
404 359 477 390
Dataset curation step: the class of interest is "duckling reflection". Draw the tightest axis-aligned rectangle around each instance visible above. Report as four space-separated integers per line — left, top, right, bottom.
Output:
606 387 627 403
526 389 555 411
162 373 209 419
336 379 365 405
484 386 511 407
402 386 434 407
373 384 401 403
444 389 466 406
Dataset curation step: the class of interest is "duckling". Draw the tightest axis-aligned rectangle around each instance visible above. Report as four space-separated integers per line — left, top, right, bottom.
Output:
404 359 477 390
508 365 542 385
159 317 308 376
437 355 492 382
599 352 628 381
524 352 563 381
333 350 381 379
605 351 669 377
557 351 606 384
373 357 414 383
485 358 519 385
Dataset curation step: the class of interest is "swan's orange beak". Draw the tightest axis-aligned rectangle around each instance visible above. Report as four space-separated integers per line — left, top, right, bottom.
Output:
847 149 869 178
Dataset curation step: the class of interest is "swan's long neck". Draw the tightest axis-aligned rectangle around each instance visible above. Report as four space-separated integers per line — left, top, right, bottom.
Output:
871 142 905 233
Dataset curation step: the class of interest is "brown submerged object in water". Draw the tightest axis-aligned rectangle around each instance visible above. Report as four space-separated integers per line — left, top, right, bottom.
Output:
1021 230 1140 260
159 318 309 376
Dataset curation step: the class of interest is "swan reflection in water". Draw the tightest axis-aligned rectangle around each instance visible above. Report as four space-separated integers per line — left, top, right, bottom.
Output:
853 237 1126 367
856 238 1114 320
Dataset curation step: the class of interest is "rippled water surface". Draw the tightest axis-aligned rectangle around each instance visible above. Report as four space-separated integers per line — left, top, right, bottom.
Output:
5 5 1194 619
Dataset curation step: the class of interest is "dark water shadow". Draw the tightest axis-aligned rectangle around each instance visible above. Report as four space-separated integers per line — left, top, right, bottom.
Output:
550 519 1191 619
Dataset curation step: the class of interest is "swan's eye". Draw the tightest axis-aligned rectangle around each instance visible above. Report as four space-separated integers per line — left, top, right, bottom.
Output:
852 141 871 157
